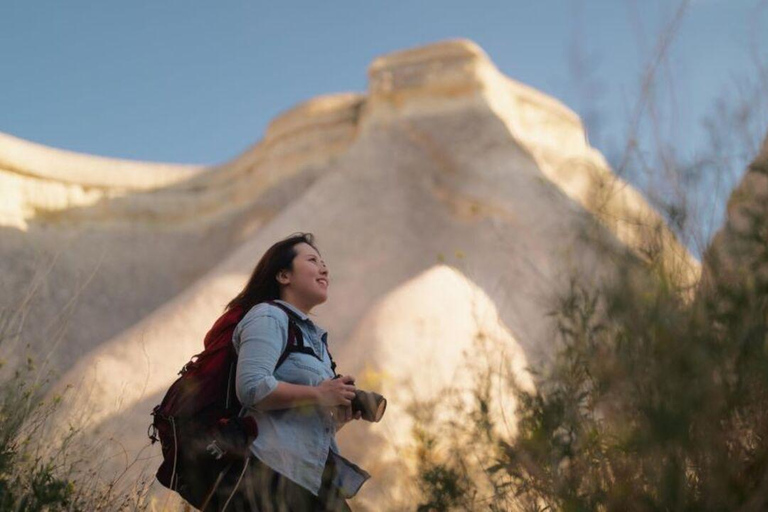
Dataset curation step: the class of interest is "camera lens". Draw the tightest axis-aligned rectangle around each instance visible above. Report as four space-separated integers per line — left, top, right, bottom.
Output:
352 390 387 422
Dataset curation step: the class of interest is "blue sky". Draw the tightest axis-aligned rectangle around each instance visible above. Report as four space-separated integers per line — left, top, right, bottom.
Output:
1 1 765 178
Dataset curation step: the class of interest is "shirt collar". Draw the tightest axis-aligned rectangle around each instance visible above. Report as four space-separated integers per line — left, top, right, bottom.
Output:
273 300 328 338
273 299 309 320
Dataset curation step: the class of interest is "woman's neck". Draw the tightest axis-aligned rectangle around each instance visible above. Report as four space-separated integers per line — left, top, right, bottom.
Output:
278 294 313 316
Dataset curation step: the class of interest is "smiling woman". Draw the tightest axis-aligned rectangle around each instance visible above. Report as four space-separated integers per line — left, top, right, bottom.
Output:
274 242 331 316
212 232 370 512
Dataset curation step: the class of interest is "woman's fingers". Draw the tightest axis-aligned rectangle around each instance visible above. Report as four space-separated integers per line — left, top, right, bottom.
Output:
335 383 356 398
335 404 354 422
333 405 361 422
325 378 358 406
332 380 356 391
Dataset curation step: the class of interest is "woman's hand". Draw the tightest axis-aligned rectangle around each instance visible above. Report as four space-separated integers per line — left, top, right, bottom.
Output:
316 374 357 407
328 375 364 430
332 404 363 430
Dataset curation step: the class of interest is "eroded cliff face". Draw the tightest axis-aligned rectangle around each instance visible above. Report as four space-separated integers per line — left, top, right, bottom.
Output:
1 39 698 509
0 92 364 228
702 135 768 312
0 92 363 374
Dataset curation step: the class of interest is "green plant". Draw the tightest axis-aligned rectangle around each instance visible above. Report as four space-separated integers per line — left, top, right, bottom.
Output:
0 282 155 511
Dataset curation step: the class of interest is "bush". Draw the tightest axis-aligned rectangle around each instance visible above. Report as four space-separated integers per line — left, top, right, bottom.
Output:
0 295 154 511
410 156 768 510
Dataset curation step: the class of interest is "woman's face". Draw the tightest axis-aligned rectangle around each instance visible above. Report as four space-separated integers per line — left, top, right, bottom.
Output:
278 242 330 307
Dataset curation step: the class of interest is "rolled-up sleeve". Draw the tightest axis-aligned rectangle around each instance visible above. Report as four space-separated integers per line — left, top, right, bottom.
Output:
234 312 287 411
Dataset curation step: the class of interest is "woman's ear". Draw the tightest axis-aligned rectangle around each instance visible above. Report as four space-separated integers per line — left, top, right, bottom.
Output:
276 270 290 286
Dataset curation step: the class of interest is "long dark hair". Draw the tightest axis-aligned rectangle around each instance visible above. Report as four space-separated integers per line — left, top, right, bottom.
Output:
225 232 320 313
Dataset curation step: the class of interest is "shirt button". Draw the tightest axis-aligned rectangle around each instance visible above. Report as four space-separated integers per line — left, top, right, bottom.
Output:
325 428 330 433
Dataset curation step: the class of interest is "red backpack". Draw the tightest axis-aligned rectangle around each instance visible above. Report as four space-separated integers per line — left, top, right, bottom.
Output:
148 300 334 509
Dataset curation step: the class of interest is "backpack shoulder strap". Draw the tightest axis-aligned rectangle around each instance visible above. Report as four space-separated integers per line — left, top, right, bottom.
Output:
266 300 307 372
274 322 300 371
266 300 338 376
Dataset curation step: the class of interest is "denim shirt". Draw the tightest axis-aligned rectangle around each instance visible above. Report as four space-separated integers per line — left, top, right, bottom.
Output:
232 300 363 496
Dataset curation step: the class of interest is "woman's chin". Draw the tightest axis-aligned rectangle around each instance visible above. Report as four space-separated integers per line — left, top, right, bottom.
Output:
311 289 328 305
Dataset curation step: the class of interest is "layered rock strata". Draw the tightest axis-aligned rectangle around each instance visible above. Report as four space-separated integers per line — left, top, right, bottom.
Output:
0 39 699 510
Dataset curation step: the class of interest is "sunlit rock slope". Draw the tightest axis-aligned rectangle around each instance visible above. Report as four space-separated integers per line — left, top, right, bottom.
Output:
0 39 699 510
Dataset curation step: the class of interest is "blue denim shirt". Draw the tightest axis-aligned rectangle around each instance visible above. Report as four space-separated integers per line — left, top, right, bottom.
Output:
232 300 365 496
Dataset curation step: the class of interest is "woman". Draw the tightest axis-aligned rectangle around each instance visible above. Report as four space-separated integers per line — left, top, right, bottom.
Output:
212 233 370 512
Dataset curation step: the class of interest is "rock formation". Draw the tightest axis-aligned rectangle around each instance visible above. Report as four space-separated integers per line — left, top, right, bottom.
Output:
0 39 699 509
702 135 768 297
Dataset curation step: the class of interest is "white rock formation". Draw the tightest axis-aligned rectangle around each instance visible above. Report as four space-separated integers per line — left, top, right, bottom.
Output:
0 39 699 509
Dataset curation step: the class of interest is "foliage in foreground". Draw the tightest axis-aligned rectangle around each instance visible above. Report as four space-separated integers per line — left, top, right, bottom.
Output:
0 305 154 511
411 162 768 511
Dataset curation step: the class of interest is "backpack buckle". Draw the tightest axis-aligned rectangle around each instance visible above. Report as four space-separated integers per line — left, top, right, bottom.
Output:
206 440 226 460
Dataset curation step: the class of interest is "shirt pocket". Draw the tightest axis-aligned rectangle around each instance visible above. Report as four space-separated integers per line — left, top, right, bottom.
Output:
277 353 326 386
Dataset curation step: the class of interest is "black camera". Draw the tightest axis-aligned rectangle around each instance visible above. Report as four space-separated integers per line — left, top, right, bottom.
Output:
332 375 387 422
351 389 387 422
